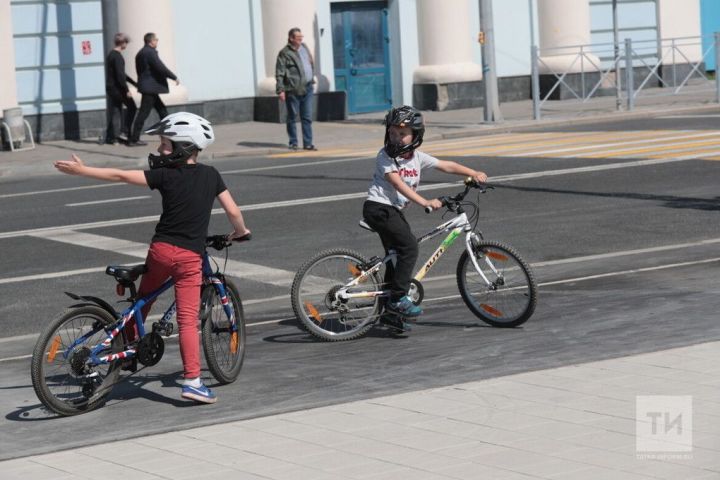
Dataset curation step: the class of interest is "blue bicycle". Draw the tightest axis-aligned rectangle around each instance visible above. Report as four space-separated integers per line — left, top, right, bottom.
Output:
30 234 250 416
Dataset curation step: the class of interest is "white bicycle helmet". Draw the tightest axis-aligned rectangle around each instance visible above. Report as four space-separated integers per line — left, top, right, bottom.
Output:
144 112 215 168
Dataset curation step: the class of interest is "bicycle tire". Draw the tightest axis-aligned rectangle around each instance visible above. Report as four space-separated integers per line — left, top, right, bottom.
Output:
456 240 538 328
291 248 383 341
31 305 122 416
201 279 246 384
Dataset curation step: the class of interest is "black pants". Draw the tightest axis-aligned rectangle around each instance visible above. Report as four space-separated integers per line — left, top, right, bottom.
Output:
105 89 137 142
130 93 168 142
363 200 418 302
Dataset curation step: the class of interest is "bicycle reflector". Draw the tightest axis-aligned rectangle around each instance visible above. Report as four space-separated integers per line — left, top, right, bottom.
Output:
116 284 125 296
304 302 321 323
47 336 62 363
486 251 509 261
480 304 503 317
230 332 238 354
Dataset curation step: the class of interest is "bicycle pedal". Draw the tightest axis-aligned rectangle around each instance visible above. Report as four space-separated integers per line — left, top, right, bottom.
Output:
379 314 411 333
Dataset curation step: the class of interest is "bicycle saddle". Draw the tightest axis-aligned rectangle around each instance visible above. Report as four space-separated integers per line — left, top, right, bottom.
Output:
358 219 375 232
105 264 148 284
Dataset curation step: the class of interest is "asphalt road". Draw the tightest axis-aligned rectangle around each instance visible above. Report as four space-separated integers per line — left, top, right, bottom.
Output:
1 111 719 460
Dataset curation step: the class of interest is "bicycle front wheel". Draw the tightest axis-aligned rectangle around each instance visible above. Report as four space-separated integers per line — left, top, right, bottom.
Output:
31 305 122 416
291 248 383 341
201 279 246 384
457 240 538 328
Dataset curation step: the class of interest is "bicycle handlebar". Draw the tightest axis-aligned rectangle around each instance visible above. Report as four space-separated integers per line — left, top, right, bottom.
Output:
425 177 492 213
205 233 252 251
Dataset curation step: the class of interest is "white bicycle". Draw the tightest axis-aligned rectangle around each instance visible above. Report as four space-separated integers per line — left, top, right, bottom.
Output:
290 179 538 341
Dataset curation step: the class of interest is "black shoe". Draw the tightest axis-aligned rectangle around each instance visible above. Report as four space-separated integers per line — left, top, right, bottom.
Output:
303 145 318 151
379 313 411 334
127 140 147 147
289 144 298 151
121 357 137 372
104 139 117 145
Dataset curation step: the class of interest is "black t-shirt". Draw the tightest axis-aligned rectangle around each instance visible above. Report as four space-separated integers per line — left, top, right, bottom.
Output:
144 164 227 254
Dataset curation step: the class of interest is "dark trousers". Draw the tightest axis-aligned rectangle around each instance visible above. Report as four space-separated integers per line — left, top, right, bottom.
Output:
130 93 168 142
105 89 137 142
363 201 418 302
285 84 313 147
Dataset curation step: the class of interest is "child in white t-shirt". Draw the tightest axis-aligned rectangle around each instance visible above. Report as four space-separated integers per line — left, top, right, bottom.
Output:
363 106 487 319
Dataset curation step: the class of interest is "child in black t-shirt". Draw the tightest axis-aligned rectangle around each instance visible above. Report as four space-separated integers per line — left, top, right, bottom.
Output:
55 112 250 404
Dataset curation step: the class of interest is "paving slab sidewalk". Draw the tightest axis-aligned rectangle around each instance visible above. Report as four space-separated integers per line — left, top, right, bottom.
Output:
3 341 718 479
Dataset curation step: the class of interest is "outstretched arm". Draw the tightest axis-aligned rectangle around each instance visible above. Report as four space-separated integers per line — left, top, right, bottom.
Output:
217 190 251 239
435 160 487 183
54 154 148 186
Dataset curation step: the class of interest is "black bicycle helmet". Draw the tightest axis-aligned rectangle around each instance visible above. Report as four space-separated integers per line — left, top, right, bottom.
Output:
383 105 425 158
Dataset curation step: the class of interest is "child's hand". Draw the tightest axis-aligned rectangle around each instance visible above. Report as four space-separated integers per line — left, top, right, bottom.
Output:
230 228 252 240
471 171 488 184
54 154 85 176
425 198 443 211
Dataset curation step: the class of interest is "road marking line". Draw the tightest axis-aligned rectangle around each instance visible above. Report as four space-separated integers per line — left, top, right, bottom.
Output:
2 255 719 363
0 157 701 241
25 231 299 288
66 195 151 207
512 131 720 158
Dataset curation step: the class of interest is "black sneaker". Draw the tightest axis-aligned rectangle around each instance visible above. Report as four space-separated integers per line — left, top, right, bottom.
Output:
379 313 411 334
303 145 318 151
289 144 298 151
121 357 137 372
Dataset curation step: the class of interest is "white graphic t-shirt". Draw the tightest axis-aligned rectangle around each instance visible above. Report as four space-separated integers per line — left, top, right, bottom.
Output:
366 148 439 209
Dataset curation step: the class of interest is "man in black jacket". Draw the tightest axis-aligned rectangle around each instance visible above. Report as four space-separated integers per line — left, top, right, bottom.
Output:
128 32 179 146
104 32 137 145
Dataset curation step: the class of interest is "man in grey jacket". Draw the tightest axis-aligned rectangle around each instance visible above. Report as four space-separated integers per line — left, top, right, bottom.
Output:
129 32 179 146
275 28 317 151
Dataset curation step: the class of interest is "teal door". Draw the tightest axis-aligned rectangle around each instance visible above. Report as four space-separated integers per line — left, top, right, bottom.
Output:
701 0 720 71
331 2 392 114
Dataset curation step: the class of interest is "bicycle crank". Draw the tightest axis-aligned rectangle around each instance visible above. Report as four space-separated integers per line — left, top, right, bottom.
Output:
136 332 164 366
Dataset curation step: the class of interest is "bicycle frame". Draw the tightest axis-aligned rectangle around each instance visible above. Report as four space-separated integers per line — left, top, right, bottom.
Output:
338 211 477 301
62 252 236 369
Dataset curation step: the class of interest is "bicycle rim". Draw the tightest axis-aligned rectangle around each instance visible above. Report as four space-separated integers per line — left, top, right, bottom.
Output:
31 306 121 416
291 249 382 341
457 241 537 327
202 281 245 384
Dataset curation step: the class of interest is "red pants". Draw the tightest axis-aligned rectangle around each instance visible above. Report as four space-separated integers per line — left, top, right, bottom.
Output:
135 242 203 379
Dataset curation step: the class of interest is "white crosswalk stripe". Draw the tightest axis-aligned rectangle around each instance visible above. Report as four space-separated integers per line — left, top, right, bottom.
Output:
25 231 298 288
270 129 720 161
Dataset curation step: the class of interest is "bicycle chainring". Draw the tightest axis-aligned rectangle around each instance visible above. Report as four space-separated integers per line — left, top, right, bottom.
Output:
136 332 164 366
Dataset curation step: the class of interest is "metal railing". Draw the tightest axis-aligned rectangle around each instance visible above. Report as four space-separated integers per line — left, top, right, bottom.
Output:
531 33 720 119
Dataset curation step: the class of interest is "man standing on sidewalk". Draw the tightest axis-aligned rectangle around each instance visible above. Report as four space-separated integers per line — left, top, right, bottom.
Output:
104 32 137 145
128 32 179 146
275 28 317 151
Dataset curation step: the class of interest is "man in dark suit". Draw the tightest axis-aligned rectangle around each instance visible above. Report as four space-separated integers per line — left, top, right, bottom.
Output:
128 32 179 146
104 32 137 145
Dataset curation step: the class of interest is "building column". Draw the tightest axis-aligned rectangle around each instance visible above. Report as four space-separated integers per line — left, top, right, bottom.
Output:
657 0 702 62
257 0 319 96
536 0 598 74
116 0 188 105
0 0 19 112
413 0 483 110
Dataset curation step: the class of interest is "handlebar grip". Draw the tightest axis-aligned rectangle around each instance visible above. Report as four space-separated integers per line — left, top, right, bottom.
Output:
424 206 434 214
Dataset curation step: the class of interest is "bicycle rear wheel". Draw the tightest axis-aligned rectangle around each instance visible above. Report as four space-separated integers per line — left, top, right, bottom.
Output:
31 305 121 416
201 279 246 384
291 248 383 341
457 240 537 328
